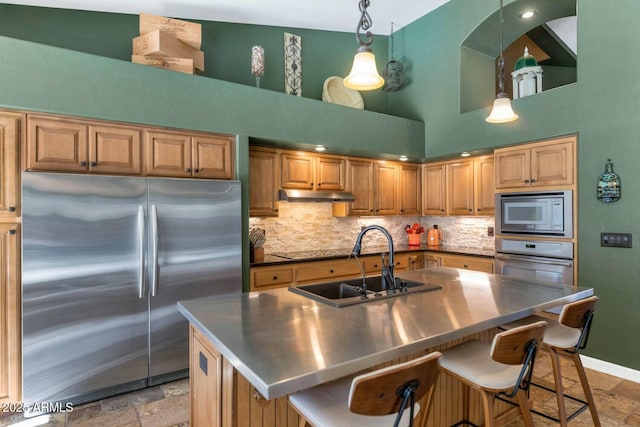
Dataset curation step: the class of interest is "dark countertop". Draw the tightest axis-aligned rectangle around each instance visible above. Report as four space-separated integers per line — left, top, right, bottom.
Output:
251 244 495 267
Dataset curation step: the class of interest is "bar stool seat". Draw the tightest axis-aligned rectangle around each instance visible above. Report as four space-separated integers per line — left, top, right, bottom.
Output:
440 321 548 427
289 351 441 427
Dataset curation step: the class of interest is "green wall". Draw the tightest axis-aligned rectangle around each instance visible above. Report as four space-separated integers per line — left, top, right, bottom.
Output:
391 0 640 370
0 4 390 114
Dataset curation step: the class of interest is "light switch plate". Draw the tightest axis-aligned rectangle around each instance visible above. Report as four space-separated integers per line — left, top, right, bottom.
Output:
601 232 632 248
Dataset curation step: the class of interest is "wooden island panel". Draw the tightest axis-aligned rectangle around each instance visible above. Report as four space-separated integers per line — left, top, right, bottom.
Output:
190 326 517 427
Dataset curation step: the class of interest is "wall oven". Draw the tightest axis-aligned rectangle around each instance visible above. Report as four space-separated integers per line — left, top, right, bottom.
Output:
495 238 574 286
496 190 573 238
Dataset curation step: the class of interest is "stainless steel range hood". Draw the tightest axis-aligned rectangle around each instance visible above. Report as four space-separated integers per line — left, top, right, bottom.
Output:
278 188 355 202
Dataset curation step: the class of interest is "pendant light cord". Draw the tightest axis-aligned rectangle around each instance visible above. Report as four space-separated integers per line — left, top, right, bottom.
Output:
498 0 506 96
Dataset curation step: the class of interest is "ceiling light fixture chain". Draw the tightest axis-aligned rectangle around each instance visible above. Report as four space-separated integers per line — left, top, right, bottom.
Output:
355 0 374 47
497 0 506 97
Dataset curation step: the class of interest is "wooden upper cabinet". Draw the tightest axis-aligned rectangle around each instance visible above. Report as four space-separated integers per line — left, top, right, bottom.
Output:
281 152 345 191
249 147 280 217
0 114 20 217
424 155 494 216
89 125 142 175
281 152 314 189
473 155 495 216
0 224 20 405
530 139 574 187
374 162 398 215
192 135 234 179
27 116 88 173
399 163 421 216
347 159 375 216
346 160 398 216
447 160 474 215
146 131 192 177
495 136 575 189
25 114 235 179
315 156 345 190
423 163 446 215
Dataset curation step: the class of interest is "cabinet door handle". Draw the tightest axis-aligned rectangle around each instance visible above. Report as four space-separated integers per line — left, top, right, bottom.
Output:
8 229 16 235
441 209 445 212
317 183 322 187
185 168 191 173
310 183 314 187
329 269 334 273
468 209 472 212
194 168 199 173
90 161 97 167
478 208 482 211
400 209 404 213
272 276 278 280
7 207 15 212
531 179 536 183
80 161 87 167
463 264 469 268
524 179 530 183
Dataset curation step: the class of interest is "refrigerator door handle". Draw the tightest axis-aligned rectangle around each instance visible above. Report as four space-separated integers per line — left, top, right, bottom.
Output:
150 204 159 297
137 205 146 299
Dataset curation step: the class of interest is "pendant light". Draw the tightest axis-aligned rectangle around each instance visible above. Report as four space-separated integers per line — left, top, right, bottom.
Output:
343 0 384 91
486 0 519 123
382 22 404 91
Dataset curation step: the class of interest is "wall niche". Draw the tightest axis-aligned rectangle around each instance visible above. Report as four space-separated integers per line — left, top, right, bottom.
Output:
460 0 576 114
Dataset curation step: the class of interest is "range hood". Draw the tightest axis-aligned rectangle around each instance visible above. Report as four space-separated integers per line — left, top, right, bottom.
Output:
278 188 355 202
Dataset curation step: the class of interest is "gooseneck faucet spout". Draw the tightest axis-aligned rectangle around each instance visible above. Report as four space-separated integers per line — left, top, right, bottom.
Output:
351 225 396 292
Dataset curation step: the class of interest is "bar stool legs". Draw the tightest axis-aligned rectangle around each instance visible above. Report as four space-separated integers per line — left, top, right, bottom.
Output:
548 347 601 427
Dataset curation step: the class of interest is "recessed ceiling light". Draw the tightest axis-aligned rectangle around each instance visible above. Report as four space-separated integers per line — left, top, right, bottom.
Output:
315 145 327 152
460 152 471 157
519 9 537 19
399 155 408 161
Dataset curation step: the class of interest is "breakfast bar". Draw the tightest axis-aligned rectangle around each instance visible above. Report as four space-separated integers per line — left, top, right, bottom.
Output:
178 267 594 426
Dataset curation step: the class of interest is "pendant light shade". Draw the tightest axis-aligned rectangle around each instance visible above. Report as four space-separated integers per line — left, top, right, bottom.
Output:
486 95 519 123
343 0 384 91
344 46 384 90
486 0 518 124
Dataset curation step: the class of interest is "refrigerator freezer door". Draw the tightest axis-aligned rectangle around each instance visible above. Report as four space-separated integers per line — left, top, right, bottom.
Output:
22 173 150 404
147 179 241 379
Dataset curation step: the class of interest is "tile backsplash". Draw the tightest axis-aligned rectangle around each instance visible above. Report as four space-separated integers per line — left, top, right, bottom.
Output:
249 203 495 254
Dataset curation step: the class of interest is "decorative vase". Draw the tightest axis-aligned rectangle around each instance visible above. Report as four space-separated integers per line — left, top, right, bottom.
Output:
408 234 421 246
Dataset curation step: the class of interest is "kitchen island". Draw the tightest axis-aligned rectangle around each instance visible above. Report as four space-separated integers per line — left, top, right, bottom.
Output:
178 267 594 427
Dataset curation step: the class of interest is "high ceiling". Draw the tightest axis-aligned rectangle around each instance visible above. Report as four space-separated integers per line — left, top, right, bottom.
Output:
0 0 450 35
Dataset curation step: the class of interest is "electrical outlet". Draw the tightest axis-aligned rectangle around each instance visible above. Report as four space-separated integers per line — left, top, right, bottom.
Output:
601 232 632 248
488 226 494 237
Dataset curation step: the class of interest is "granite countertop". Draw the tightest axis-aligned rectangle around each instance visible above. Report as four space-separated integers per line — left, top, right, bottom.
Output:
252 244 495 267
178 267 593 400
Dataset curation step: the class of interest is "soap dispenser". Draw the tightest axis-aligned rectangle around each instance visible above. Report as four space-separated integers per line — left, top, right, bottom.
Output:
427 225 441 246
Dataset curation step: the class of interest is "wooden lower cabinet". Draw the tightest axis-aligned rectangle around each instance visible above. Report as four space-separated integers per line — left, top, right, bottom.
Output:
440 253 494 273
189 326 518 427
0 224 20 405
250 254 412 291
250 253 494 291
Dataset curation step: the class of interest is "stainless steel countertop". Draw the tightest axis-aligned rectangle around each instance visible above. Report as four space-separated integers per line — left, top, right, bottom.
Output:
178 267 593 400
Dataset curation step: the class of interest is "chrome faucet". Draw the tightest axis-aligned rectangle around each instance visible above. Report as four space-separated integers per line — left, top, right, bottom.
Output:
351 225 397 293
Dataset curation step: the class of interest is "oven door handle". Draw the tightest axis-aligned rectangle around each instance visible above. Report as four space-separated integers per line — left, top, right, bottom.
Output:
495 253 573 267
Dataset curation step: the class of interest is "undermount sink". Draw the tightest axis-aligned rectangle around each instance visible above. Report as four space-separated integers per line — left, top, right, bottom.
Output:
288 275 442 307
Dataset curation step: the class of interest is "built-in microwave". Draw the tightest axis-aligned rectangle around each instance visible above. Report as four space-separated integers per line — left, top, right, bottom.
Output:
495 190 573 238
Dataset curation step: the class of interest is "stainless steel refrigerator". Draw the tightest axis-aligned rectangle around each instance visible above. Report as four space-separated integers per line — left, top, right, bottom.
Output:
22 172 241 404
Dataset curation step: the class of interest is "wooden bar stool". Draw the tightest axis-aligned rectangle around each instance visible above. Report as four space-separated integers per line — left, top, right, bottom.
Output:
500 296 601 426
288 351 441 427
440 321 547 427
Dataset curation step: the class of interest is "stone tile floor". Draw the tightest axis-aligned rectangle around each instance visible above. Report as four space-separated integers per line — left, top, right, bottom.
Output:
1 352 639 426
